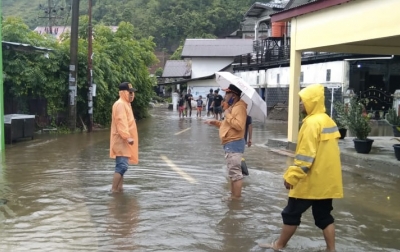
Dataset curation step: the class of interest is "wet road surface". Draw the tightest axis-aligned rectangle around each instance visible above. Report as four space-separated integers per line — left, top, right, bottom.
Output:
0 108 399 251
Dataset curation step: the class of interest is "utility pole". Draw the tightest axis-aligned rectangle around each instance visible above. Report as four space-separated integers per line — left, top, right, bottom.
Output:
0 2 5 151
48 0 53 34
68 0 80 131
38 0 67 35
87 0 93 132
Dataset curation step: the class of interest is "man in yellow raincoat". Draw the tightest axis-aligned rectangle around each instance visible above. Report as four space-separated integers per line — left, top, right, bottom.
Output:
260 84 343 251
109 82 139 193
205 84 247 201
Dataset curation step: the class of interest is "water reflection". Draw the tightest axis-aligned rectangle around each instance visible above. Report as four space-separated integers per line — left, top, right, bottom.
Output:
104 194 139 250
218 200 248 252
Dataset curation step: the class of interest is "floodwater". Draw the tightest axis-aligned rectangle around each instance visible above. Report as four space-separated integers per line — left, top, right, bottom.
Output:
0 108 399 252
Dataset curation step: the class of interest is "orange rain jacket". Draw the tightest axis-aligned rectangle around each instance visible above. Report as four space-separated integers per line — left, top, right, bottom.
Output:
109 91 139 164
213 99 247 145
283 84 343 199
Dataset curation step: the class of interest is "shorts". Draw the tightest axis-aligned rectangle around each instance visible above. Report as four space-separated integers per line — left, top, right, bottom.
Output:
115 156 129 176
214 106 222 114
179 106 184 112
225 152 243 181
281 198 334 230
197 107 202 112
208 106 214 112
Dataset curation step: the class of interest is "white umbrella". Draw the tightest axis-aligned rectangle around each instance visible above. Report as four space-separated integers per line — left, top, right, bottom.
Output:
215 72 267 122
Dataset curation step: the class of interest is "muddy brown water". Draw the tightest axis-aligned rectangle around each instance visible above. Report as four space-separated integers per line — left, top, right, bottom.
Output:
0 108 399 251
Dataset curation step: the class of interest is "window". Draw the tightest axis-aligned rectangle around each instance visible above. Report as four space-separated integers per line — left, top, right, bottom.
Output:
326 69 331 82
300 72 304 83
277 74 280 84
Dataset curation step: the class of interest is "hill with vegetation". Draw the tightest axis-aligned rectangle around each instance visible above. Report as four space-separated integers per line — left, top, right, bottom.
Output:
2 0 264 52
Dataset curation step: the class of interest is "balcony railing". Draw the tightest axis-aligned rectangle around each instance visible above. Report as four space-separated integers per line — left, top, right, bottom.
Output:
234 39 352 69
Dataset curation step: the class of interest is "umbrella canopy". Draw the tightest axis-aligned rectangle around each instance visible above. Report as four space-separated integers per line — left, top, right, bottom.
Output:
215 72 267 121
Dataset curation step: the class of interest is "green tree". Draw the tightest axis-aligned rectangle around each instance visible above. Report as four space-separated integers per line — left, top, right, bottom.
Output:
3 0 263 52
2 16 157 129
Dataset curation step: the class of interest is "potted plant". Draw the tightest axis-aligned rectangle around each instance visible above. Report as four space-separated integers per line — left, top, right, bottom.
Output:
333 101 348 139
345 97 373 154
393 138 400 161
385 108 400 137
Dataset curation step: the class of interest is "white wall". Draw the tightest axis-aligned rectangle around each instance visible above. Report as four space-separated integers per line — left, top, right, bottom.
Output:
235 70 268 87
235 61 346 88
187 79 226 107
191 58 233 78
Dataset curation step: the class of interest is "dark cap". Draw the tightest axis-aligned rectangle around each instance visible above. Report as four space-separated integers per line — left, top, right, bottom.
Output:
222 84 242 96
119 82 137 92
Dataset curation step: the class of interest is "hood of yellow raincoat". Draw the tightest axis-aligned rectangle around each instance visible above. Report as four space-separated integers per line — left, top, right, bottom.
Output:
299 84 326 116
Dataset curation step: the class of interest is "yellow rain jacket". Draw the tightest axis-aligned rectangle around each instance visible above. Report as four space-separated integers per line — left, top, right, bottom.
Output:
284 84 343 199
109 91 139 165
213 100 247 145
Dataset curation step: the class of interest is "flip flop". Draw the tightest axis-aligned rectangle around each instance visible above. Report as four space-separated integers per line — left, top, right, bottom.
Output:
258 241 285 251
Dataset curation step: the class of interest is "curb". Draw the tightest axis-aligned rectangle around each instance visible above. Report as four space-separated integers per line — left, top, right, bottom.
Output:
266 138 400 178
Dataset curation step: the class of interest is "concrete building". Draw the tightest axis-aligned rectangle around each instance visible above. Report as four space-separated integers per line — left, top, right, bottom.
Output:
270 0 400 143
161 38 253 100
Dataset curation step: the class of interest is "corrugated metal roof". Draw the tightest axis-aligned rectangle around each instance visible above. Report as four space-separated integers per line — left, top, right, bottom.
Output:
271 0 349 22
162 60 191 78
284 0 318 10
158 74 214 86
181 39 254 57
2 41 53 52
244 1 288 17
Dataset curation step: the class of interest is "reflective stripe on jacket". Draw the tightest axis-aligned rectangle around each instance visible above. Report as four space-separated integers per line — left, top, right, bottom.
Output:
109 91 139 165
284 84 343 199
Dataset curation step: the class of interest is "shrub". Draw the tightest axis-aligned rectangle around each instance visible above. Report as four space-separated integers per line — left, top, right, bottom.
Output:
346 97 371 140
386 108 400 126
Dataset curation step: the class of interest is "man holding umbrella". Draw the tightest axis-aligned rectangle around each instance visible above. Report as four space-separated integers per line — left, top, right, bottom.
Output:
205 84 247 201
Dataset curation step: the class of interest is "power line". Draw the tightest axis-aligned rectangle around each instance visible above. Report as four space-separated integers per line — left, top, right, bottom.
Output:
38 0 70 35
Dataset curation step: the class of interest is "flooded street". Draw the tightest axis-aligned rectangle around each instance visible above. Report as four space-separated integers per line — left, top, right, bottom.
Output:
0 108 399 252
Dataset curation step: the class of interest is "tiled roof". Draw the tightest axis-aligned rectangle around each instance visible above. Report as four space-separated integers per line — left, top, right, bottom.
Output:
34 26 70 40
34 25 119 40
162 60 191 78
181 39 253 57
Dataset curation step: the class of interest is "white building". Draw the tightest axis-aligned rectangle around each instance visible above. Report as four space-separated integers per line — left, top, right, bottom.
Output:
161 38 254 101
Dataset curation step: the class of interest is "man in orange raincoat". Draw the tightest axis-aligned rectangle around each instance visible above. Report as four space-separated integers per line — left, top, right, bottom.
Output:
109 82 139 193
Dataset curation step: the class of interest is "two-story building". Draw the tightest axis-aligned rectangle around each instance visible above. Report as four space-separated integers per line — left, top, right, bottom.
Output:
234 0 400 117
